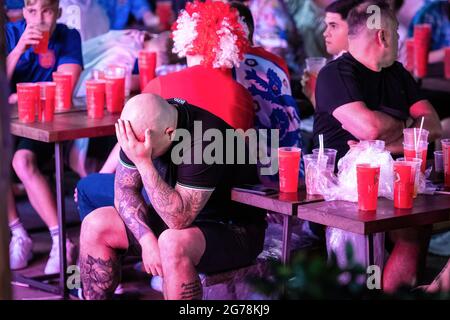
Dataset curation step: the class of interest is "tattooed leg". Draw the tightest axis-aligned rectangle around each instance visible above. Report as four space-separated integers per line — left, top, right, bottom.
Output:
158 227 206 300
79 207 129 300
80 254 121 300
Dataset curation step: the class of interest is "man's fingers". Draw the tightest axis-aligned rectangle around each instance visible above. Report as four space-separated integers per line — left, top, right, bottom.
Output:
115 123 123 146
125 120 137 143
155 264 163 277
119 120 129 142
144 129 151 149
145 263 152 275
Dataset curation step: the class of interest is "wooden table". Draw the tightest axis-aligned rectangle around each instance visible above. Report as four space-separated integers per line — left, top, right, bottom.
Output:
421 77 450 94
297 195 450 266
11 109 119 298
231 186 323 264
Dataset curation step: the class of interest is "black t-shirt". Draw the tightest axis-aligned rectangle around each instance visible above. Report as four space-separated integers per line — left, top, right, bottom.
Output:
312 53 424 161
119 98 265 224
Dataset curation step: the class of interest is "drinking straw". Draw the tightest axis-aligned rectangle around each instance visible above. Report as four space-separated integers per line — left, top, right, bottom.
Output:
414 127 417 152
416 117 425 153
318 134 324 164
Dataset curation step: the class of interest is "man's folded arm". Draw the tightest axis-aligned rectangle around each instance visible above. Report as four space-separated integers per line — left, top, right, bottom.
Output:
332 101 404 143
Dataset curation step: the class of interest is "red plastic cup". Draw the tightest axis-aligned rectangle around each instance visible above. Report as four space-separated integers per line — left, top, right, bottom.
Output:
442 139 450 188
105 66 125 113
33 28 50 54
52 72 72 111
156 1 174 31
91 69 105 80
403 141 428 173
405 38 415 73
86 80 106 119
278 147 301 193
37 82 56 122
445 47 450 80
138 51 157 92
413 24 431 78
16 83 39 123
393 161 416 209
356 164 380 211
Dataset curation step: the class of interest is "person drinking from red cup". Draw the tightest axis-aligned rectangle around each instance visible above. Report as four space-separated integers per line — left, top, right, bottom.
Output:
86 79 106 119
32 23 50 54
356 163 380 211
37 81 56 122
5 0 82 273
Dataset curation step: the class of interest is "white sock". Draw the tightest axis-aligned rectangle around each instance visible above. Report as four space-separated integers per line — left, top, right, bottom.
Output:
9 218 28 238
49 226 60 245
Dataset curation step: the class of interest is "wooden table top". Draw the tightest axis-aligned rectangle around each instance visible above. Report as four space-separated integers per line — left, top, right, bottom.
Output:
421 77 450 93
231 186 323 216
296 195 450 235
11 109 119 143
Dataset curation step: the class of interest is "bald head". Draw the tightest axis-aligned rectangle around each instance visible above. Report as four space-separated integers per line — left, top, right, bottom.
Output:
121 94 178 157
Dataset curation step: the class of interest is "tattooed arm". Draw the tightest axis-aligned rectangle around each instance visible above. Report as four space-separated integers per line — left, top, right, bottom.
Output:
136 159 213 230
115 163 163 276
114 163 151 241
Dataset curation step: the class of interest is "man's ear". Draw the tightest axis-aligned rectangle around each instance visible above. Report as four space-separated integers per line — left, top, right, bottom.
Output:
165 127 176 140
377 29 388 48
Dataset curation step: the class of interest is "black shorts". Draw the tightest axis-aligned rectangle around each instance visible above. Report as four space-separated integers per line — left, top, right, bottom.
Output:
15 137 54 167
124 208 267 274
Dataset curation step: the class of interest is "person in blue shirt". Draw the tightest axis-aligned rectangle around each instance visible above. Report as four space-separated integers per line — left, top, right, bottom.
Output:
97 0 159 30
409 0 450 64
5 0 83 274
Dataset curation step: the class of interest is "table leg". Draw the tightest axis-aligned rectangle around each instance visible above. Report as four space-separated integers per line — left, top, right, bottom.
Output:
281 215 293 264
366 233 375 267
55 142 68 299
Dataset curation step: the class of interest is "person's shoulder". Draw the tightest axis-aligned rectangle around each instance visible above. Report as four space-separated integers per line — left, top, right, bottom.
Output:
414 1 444 21
54 23 81 41
6 19 26 34
246 47 290 76
318 54 356 79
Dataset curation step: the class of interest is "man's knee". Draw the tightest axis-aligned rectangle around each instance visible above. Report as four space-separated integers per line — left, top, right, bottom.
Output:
12 150 38 180
158 229 189 264
81 208 113 245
